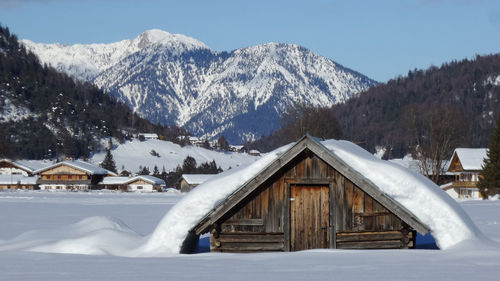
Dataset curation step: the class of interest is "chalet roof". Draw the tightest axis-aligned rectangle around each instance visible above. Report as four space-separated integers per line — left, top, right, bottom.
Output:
181 174 216 185
0 174 38 185
100 176 131 185
132 175 165 185
99 175 165 185
0 159 51 174
139 133 158 138
34 160 113 175
451 148 488 171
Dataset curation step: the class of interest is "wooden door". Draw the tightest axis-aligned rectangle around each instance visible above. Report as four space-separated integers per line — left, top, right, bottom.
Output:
290 185 330 251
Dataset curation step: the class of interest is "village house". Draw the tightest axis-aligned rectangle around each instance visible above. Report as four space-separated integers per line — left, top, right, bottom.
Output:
99 175 166 192
181 135 429 253
0 174 38 190
35 160 116 191
179 174 216 192
138 133 159 140
443 148 487 199
248 149 261 156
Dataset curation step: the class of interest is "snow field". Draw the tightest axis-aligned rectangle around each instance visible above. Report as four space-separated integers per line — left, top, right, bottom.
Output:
0 191 499 281
90 139 259 175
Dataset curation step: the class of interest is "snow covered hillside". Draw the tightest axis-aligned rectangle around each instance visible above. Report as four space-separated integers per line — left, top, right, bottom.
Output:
0 192 499 281
90 139 259 174
22 30 377 143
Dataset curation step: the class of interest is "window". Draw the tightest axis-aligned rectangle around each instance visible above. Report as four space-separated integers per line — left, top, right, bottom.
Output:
137 186 143 190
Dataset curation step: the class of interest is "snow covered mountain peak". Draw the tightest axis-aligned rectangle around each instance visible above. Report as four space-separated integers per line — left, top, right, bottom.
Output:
23 30 378 143
135 29 209 50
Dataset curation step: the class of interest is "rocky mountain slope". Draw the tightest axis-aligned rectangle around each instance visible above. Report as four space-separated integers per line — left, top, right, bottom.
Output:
22 30 377 143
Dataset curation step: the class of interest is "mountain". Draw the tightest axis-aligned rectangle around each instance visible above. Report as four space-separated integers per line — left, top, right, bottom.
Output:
22 29 377 143
248 54 500 157
0 26 187 160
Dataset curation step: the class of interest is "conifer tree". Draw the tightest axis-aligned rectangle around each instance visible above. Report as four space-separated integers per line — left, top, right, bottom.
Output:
478 116 500 198
152 165 160 177
138 166 150 175
100 148 117 173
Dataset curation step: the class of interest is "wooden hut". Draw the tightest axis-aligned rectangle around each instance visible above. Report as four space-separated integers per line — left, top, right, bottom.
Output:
183 135 429 253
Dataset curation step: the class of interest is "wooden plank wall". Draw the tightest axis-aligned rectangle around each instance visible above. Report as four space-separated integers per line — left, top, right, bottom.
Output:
211 152 414 252
41 165 87 175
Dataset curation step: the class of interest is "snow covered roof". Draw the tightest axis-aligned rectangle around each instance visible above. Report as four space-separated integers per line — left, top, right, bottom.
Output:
100 177 131 185
34 160 113 176
141 135 482 254
451 148 488 171
99 175 165 185
0 174 38 185
138 133 158 138
131 175 165 185
181 174 216 185
15 160 52 172
0 159 51 173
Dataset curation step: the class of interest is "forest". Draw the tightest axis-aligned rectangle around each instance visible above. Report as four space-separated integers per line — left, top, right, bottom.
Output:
249 54 500 159
0 26 188 160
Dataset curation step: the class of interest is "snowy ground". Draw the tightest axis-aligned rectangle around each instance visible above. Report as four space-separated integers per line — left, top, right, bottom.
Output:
90 139 259 174
0 192 499 281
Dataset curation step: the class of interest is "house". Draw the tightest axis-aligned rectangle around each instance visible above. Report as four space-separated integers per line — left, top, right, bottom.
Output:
248 149 261 156
181 135 430 253
229 145 244 153
138 133 159 140
35 160 115 191
126 175 165 192
179 174 216 192
444 148 487 199
0 159 51 176
0 174 38 190
99 175 166 192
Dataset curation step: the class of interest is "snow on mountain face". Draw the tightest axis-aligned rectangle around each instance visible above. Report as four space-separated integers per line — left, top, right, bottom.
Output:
21 29 208 81
22 30 377 143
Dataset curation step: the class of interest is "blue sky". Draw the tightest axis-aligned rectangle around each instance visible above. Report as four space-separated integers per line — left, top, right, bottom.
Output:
1 0 499 82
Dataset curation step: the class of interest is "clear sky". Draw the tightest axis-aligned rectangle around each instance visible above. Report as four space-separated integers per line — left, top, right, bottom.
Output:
1 0 499 82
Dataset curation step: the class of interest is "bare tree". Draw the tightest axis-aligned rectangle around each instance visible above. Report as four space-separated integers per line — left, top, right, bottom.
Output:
405 104 466 184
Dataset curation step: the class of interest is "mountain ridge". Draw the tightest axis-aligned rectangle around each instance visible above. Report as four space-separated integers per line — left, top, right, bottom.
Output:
22 29 378 143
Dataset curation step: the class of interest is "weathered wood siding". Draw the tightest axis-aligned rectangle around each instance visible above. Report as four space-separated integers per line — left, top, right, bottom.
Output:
41 165 87 176
41 174 89 181
210 152 415 252
290 185 330 251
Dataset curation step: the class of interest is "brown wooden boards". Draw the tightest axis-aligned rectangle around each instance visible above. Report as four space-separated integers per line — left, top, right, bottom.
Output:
290 185 330 251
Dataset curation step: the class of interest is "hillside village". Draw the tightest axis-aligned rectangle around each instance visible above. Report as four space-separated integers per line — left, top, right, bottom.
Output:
0 134 261 192
0 133 493 203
